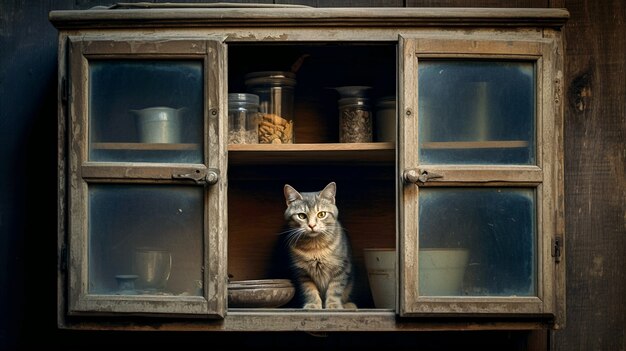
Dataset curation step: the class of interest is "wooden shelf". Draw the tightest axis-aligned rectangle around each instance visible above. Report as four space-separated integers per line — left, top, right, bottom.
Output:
228 142 395 165
62 310 548 331
421 140 529 149
91 142 200 151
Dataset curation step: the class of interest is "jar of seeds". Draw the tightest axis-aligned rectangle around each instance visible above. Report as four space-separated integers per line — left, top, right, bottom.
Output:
245 71 296 144
228 93 259 144
338 97 372 143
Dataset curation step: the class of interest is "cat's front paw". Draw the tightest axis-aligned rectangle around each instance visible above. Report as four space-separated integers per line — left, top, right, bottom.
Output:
343 302 357 310
325 302 343 309
303 303 322 309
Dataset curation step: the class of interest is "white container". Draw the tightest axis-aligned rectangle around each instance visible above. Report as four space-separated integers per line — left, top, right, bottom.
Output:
131 106 185 143
363 248 395 309
419 248 469 296
375 97 396 142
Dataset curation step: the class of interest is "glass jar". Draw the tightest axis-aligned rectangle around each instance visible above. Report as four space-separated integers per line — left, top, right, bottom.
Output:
245 71 296 144
375 96 396 142
228 93 259 144
338 97 372 143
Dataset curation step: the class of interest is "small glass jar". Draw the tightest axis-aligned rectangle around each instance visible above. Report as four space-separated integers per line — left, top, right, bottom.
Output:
228 93 259 144
375 96 396 142
245 71 296 144
338 97 372 143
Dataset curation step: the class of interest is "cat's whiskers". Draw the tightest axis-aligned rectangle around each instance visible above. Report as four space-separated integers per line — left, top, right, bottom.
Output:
285 227 307 247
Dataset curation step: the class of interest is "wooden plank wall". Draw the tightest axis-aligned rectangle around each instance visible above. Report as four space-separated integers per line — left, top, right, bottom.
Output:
0 0 623 350
558 0 625 350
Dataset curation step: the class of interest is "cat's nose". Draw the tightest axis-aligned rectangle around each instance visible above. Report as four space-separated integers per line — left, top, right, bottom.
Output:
308 223 316 230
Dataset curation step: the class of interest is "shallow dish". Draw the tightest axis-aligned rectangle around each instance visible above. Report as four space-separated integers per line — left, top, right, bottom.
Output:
228 279 295 308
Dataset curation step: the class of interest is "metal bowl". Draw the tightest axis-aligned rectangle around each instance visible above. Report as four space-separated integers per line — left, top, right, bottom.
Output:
228 279 295 308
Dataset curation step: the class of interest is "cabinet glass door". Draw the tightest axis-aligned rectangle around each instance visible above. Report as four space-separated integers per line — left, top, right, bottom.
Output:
88 185 204 296
89 60 203 163
418 188 536 297
67 37 227 316
399 36 558 317
418 60 535 165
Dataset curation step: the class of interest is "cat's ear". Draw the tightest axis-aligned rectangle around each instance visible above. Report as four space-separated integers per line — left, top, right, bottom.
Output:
318 182 336 204
284 184 303 206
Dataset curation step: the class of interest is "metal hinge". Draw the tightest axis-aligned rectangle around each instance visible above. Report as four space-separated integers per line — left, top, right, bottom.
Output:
552 236 563 263
554 72 563 105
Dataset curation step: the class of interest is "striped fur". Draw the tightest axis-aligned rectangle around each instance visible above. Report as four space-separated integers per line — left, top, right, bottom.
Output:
283 182 355 309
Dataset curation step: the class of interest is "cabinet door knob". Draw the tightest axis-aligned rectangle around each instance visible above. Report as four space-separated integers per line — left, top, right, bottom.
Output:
403 168 443 184
205 169 219 185
403 169 421 184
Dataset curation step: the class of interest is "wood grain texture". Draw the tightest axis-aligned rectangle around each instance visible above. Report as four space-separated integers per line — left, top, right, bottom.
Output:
228 143 395 165
406 0 549 7
61 311 548 331
554 0 626 349
48 7 569 29
315 0 404 6
398 34 419 316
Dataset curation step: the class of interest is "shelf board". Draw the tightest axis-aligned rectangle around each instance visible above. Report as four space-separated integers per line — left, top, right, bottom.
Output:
91 142 200 151
61 310 547 331
228 142 395 165
421 140 529 149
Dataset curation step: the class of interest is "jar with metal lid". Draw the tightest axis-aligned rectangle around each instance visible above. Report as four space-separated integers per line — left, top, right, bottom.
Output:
245 71 296 144
338 97 372 143
375 96 396 142
228 93 259 144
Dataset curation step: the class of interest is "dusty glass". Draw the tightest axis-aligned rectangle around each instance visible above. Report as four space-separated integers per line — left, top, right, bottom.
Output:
418 61 535 165
418 188 536 296
88 60 203 163
88 184 204 297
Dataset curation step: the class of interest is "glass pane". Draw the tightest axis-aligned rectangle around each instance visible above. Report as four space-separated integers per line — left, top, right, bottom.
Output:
88 185 204 297
418 188 536 296
419 61 535 165
89 60 203 163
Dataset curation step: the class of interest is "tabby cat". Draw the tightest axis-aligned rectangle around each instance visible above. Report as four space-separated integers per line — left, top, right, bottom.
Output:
283 182 356 309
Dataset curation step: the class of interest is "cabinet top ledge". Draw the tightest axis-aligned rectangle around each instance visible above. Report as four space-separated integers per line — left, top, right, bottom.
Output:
49 7 569 29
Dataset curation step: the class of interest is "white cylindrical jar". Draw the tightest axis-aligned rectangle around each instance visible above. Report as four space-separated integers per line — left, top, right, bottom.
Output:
375 96 396 142
228 93 260 144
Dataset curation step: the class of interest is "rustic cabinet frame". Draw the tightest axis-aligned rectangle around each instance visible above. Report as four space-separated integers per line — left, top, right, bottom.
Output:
52 6 567 331
66 36 228 317
399 36 560 317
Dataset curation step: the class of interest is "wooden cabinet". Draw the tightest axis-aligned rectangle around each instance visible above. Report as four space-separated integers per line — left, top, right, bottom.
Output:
51 5 567 331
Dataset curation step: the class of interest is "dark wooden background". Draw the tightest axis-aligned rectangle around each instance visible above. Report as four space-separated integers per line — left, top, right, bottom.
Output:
1 0 623 350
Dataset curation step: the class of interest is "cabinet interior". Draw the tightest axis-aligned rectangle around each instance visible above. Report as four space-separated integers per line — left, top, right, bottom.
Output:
227 42 397 309
228 42 397 143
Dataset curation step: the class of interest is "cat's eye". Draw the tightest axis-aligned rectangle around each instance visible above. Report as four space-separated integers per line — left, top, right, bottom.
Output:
297 213 307 220
317 211 326 218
